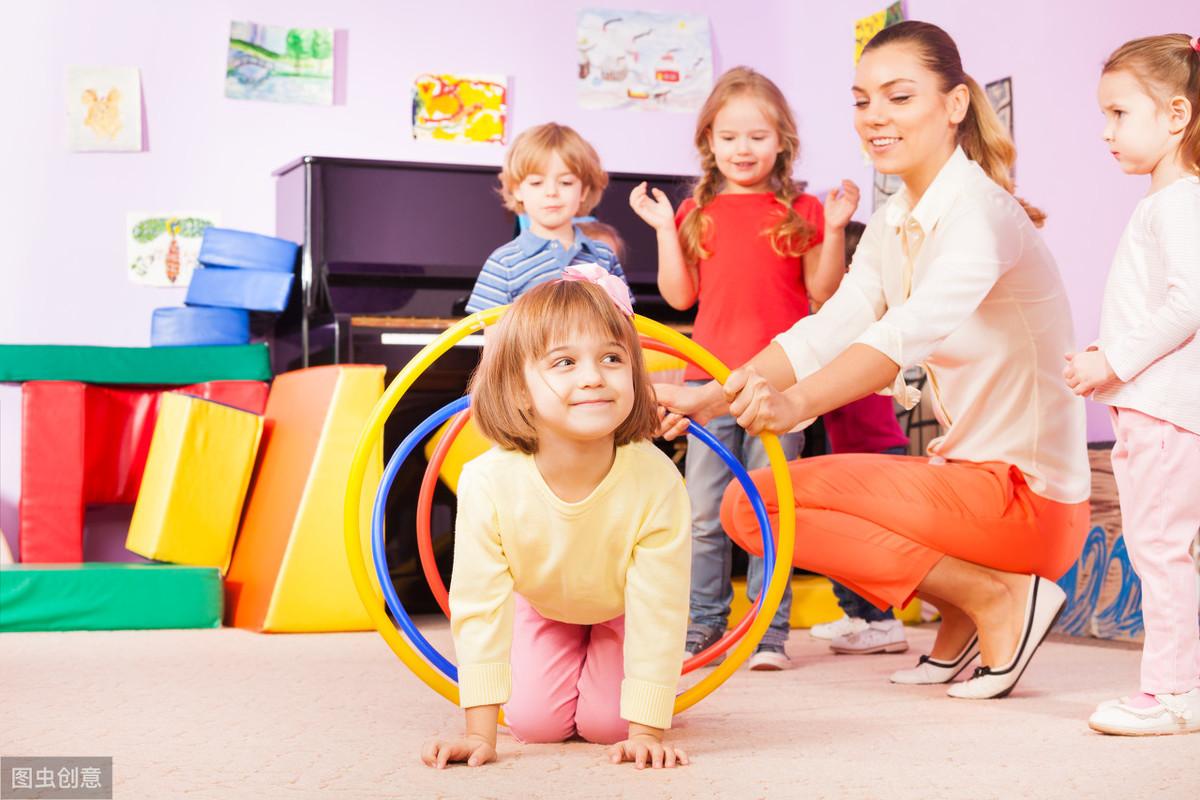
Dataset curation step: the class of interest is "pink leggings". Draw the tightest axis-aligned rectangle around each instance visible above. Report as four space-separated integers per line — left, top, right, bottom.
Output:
504 595 627 745
1110 407 1200 695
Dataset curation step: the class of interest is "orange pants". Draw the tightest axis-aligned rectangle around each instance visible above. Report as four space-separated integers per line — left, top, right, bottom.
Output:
720 454 1090 611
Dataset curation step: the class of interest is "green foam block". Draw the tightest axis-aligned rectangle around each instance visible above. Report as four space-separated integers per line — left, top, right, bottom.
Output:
0 564 223 631
0 344 271 384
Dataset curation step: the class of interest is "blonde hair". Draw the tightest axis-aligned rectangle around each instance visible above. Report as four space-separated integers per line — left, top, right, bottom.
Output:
578 220 627 263
498 123 609 215
469 280 658 454
1103 33 1200 176
679 67 816 264
863 21 1046 226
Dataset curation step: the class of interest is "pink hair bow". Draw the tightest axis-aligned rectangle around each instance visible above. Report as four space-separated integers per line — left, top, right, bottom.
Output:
1191 36 1200 52
561 263 634 317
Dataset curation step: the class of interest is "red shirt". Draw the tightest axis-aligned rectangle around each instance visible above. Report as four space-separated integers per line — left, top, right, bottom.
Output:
823 394 911 454
675 192 824 380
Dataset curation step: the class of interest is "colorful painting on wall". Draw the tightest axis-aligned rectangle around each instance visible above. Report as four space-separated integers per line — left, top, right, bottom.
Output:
577 9 712 112
127 213 219 287
411 74 508 144
225 21 334 105
854 1 906 64
67 66 143 152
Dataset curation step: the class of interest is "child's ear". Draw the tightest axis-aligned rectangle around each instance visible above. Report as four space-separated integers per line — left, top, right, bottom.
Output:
82 89 97 106
1167 94 1193 135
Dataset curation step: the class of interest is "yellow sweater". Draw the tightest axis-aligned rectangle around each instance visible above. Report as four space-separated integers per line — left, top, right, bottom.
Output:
449 440 691 730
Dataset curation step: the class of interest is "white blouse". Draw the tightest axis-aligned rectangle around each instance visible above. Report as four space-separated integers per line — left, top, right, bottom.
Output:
1094 176 1200 435
774 147 1090 504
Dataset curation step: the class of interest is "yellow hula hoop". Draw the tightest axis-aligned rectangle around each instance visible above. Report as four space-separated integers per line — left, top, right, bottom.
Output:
342 307 796 717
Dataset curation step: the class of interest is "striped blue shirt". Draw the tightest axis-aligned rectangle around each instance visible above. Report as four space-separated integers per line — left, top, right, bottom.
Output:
465 227 629 313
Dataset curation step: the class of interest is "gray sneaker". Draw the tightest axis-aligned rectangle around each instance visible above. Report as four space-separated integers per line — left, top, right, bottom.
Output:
748 643 791 671
684 625 726 666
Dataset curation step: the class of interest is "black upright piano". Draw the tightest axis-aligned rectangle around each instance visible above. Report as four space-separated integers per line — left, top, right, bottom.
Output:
271 155 695 373
270 156 695 609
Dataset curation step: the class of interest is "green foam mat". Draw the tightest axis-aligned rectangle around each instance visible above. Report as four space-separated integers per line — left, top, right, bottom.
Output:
0 564 223 631
0 344 271 384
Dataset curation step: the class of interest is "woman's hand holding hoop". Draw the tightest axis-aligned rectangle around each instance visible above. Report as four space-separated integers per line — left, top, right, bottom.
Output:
725 366 805 436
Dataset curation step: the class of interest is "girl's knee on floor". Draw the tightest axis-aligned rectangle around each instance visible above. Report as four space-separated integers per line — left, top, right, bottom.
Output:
504 703 578 744
573 705 627 745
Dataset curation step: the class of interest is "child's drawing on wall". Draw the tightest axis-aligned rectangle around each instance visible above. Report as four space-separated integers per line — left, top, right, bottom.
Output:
67 66 143 152
127 213 218 287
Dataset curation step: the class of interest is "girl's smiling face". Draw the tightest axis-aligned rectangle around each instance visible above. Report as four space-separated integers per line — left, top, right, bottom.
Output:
522 327 635 446
708 94 783 193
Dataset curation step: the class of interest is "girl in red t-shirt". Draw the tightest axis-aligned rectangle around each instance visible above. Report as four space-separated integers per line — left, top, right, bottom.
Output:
629 66 857 670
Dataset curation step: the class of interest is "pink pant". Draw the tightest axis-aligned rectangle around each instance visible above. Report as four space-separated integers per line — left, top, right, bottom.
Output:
504 595 626 745
1110 407 1200 695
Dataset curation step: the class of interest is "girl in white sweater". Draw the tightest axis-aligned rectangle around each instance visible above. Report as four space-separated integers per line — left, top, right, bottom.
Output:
1064 32 1200 736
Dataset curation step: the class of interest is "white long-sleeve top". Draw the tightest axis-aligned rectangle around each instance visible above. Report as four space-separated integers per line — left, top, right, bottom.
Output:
773 146 1090 503
1094 176 1200 435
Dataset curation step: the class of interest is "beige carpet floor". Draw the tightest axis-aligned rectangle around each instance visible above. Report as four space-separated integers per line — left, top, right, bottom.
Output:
2 621 1196 799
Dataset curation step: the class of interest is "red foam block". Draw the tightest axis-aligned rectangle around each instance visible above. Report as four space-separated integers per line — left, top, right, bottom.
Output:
18 380 268 563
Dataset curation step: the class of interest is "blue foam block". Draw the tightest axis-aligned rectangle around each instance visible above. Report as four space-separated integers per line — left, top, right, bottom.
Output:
199 228 299 273
151 306 250 347
185 267 294 312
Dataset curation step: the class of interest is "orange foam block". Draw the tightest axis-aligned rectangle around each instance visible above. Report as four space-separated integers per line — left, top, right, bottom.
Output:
225 365 384 632
125 392 264 574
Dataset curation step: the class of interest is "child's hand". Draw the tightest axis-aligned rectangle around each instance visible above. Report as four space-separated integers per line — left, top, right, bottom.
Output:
824 180 861 231
654 380 728 440
608 733 689 769
629 181 676 231
420 735 497 769
1063 348 1118 396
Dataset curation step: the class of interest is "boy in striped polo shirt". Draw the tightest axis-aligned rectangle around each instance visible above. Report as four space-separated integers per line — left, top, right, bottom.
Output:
465 123 630 313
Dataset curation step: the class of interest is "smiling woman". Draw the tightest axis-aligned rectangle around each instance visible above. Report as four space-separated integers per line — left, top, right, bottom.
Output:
853 20 1044 225
654 20 1092 702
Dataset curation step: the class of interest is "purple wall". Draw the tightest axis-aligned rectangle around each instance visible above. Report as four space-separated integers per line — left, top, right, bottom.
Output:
2 0 1194 446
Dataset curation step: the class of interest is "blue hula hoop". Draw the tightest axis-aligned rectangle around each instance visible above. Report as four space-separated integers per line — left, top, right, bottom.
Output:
370 396 776 682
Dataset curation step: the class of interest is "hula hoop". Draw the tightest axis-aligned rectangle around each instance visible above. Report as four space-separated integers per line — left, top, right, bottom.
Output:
377 398 775 683
413 342 774 672
343 308 796 716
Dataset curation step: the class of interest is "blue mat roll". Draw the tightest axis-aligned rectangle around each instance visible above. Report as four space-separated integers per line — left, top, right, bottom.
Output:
151 306 251 347
198 228 299 273
185 267 294 312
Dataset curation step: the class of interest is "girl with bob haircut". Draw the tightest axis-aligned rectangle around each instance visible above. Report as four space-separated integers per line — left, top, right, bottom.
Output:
423 274 692 770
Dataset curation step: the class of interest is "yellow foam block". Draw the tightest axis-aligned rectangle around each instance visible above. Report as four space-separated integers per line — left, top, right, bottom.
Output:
225 365 384 632
731 575 925 629
126 392 264 575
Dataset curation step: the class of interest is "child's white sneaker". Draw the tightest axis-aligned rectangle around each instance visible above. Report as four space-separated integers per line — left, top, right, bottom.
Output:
1087 689 1200 736
810 614 868 641
830 619 909 654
